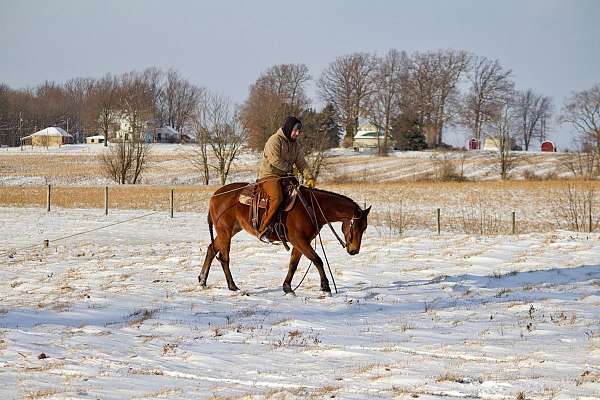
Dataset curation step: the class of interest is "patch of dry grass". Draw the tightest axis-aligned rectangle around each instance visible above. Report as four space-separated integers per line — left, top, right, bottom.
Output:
3 180 600 234
0 185 214 211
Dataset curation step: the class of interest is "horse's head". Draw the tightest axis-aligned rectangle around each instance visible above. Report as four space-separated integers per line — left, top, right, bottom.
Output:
342 205 371 255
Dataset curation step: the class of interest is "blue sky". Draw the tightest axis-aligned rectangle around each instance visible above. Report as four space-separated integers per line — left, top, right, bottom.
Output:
1 0 598 148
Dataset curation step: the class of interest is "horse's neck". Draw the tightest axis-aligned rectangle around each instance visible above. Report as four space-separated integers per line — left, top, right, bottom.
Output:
313 191 355 223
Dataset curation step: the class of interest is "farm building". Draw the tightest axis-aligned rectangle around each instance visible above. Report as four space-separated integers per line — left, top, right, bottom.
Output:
541 140 557 152
352 124 397 151
468 138 481 150
85 135 106 144
483 136 502 151
483 136 520 152
20 127 73 147
152 126 180 143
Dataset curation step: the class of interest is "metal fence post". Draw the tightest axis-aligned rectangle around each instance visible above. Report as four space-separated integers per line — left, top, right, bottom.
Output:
437 208 441 235
46 184 51 212
104 186 109 216
170 188 174 219
512 211 516 235
589 200 593 233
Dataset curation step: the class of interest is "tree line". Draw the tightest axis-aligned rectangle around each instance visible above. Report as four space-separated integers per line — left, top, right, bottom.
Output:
242 49 561 156
0 68 205 147
1 48 599 180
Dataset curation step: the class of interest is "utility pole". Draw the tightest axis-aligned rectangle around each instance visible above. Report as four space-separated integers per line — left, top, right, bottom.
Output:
18 111 22 148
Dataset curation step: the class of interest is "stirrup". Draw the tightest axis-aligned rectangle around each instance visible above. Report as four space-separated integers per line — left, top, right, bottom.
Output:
258 226 272 242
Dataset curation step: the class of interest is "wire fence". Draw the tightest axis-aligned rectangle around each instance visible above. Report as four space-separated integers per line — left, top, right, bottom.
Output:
1 181 599 258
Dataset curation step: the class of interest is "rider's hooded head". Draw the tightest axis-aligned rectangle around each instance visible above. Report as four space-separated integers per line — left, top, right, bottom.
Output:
282 116 302 141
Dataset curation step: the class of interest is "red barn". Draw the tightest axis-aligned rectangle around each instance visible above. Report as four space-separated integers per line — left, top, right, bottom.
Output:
541 141 556 152
468 138 480 150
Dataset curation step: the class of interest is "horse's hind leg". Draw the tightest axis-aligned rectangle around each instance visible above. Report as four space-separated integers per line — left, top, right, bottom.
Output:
283 248 302 294
199 231 239 291
216 230 240 291
199 239 218 288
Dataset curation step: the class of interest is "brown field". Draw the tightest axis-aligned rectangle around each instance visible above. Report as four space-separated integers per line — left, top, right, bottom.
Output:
2 180 599 235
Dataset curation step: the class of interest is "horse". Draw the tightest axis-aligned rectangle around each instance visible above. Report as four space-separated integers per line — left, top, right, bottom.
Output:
199 180 371 294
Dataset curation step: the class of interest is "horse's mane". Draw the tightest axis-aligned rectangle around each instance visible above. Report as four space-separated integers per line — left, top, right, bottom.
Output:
308 187 361 210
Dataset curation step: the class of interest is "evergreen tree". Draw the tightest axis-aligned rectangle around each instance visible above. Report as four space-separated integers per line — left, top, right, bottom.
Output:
402 122 427 151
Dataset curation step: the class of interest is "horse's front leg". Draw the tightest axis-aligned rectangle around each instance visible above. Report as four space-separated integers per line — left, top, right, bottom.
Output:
292 239 330 293
283 248 303 294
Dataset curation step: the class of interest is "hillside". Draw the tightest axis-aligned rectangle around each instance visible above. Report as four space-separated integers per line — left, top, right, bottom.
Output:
0 144 575 186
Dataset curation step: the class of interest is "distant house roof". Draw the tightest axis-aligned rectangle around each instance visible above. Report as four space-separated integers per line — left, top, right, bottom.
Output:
23 127 72 139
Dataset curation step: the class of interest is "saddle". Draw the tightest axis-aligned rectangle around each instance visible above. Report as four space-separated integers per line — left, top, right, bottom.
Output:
238 177 300 249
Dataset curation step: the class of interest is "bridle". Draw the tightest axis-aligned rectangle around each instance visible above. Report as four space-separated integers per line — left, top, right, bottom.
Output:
307 189 362 249
343 214 362 245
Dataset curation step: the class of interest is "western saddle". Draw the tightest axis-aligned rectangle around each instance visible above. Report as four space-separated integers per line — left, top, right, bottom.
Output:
238 177 300 250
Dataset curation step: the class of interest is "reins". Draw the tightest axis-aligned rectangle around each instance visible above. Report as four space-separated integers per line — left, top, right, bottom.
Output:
310 190 348 249
293 186 362 294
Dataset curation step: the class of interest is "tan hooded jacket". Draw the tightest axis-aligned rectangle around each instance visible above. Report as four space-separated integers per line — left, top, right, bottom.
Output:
258 128 314 180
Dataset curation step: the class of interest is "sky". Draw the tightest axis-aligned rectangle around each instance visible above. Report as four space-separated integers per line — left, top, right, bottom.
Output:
1 0 599 149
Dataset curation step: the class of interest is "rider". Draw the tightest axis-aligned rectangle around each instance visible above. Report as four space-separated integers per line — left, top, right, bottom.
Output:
257 116 315 238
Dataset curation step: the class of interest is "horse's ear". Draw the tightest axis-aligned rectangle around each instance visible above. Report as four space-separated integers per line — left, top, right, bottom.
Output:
365 205 372 216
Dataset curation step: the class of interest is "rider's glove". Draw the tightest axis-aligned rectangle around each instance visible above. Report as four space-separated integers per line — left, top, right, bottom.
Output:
306 178 316 188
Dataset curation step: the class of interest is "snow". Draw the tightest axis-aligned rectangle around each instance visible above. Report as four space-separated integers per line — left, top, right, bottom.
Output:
0 144 575 187
1 207 600 399
24 127 72 138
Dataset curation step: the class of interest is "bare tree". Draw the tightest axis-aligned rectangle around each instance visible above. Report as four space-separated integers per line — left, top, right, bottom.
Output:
198 93 247 184
516 89 553 151
484 92 519 179
299 105 341 180
64 77 95 139
101 135 151 184
157 69 203 132
405 49 470 146
561 140 597 179
462 56 513 143
186 93 212 185
561 83 600 162
119 71 155 141
318 53 377 144
368 49 408 155
88 74 120 146
242 64 311 150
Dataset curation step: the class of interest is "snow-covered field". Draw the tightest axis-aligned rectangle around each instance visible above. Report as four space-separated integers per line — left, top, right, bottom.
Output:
0 144 574 186
1 207 600 399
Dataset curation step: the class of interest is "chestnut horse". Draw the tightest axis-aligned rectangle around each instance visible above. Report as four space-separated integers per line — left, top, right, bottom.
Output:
199 181 371 294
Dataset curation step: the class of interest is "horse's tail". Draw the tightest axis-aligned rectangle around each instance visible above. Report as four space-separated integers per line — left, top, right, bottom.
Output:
207 208 215 250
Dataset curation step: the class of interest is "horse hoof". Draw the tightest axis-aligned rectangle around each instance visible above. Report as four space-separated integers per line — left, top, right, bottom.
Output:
283 283 295 295
228 285 240 291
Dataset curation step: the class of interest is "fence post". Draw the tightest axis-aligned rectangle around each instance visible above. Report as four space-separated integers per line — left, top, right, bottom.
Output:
46 184 51 212
43 239 49 248
589 199 593 233
512 211 516 235
170 188 174 219
104 186 109 216
437 208 441 235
